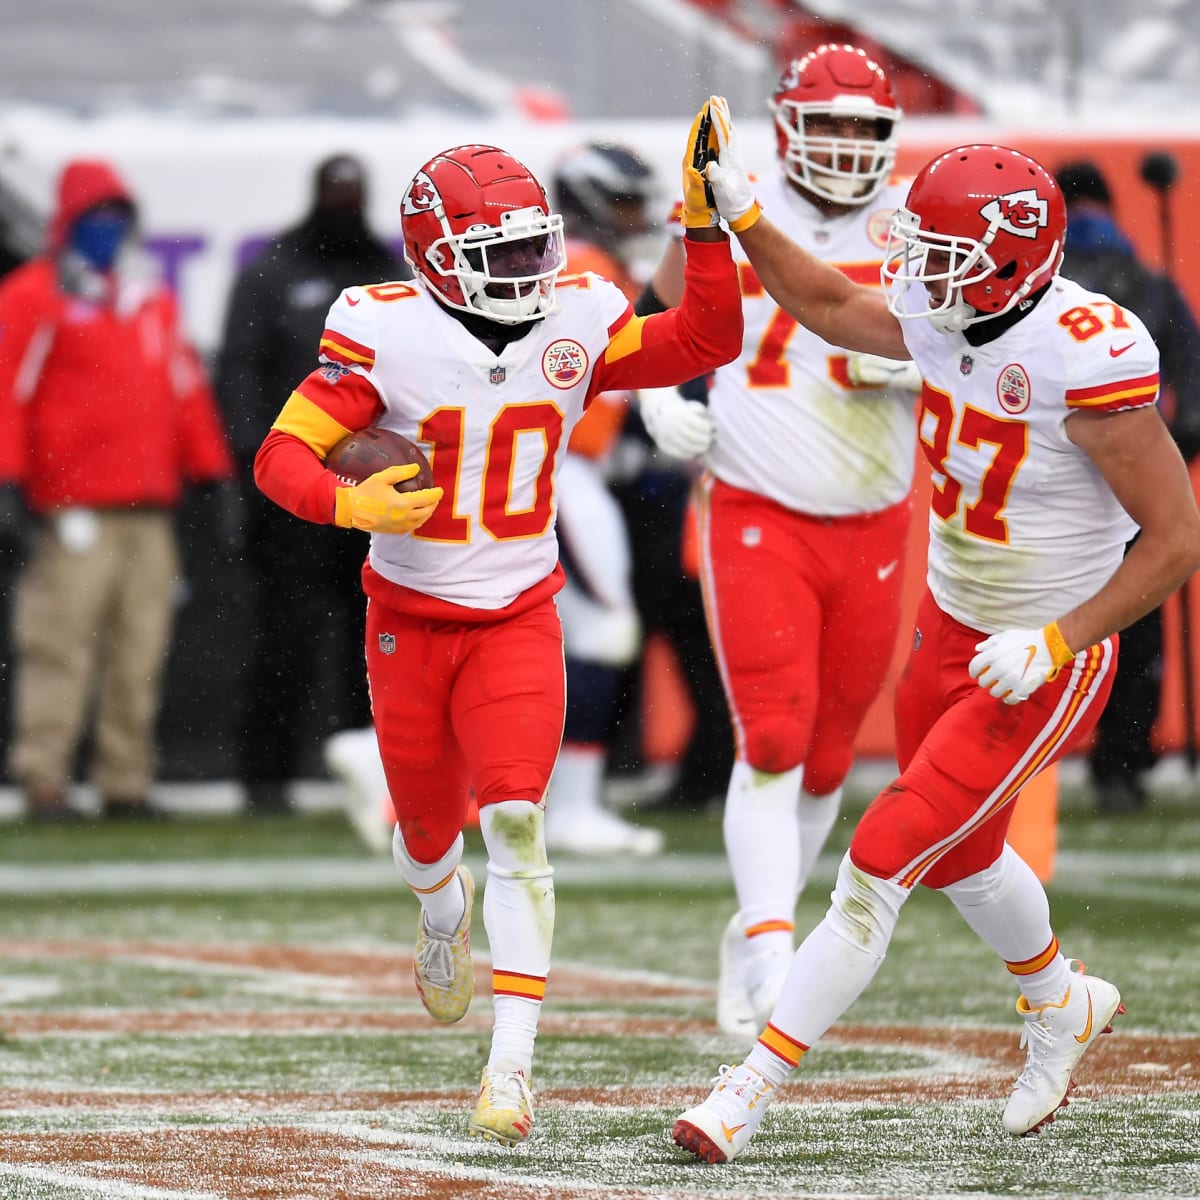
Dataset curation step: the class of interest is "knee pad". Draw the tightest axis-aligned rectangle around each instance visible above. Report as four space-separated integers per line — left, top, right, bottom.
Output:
394 811 463 867
742 712 807 776
479 798 552 877
849 780 947 882
392 826 463 888
825 853 909 958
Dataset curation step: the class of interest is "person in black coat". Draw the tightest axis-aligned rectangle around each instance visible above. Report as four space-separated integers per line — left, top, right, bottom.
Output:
1056 161 1200 813
215 154 409 813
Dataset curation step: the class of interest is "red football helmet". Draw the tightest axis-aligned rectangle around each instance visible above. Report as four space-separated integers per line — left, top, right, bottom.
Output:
402 144 567 325
768 44 901 205
882 145 1066 333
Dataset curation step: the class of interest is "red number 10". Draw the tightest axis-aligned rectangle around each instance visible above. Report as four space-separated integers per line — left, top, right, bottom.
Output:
415 402 564 543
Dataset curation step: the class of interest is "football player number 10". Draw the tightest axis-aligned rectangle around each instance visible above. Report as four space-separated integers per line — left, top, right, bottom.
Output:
415 403 564 543
360 281 565 544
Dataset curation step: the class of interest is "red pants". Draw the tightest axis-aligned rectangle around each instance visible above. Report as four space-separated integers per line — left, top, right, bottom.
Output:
850 590 1117 889
365 596 565 862
700 478 910 795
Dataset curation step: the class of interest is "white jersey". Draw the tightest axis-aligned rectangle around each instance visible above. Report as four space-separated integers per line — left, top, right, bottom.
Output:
900 275 1160 633
709 174 917 516
320 277 628 610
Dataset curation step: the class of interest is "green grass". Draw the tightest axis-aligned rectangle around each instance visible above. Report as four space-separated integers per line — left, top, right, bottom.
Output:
0 785 1198 1198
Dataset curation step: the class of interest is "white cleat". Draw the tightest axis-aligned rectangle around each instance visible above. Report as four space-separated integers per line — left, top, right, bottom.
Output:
543 806 664 857
469 1068 535 1145
1003 959 1124 1136
672 1062 776 1164
747 956 789 1035
716 913 757 1038
324 727 394 854
716 913 791 1039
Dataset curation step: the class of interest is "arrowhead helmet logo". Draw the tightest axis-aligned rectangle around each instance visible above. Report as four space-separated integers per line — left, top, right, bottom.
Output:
979 189 1048 239
402 171 439 215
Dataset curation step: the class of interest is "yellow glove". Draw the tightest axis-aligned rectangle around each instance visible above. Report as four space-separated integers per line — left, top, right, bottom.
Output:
681 101 721 229
333 463 443 534
707 95 763 234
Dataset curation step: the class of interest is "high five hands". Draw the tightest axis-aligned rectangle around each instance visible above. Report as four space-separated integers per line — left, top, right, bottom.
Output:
684 97 763 234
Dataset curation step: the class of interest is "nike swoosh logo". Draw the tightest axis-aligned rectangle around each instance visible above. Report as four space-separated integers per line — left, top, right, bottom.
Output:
346 296 361 306
1074 988 1094 1044
721 1121 746 1142
877 559 899 581
1021 645 1037 677
1109 342 1135 357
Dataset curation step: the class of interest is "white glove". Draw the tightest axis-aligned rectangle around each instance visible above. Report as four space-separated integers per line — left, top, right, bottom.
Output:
846 353 923 392
968 622 1076 705
638 387 716 460
705 96 762 233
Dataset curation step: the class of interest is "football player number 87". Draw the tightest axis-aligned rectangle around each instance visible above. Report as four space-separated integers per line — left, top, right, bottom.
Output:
919 382 1028 545
416 403 564 543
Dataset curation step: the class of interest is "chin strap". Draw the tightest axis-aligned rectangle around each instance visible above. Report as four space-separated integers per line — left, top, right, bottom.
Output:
930 300 976 335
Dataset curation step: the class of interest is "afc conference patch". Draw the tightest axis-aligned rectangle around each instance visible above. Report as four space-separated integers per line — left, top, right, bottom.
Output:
997 363 1031 414
542 339 588 389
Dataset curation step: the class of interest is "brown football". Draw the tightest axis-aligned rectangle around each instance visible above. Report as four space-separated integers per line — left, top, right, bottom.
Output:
325 427 435 493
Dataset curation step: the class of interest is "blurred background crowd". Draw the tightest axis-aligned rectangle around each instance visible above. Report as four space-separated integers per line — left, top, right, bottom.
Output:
1 0 1198 830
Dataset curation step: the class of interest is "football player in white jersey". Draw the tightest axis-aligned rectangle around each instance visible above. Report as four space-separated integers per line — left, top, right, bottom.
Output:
640 45 922 1038
669 99 1200 1163
255 139 741 1146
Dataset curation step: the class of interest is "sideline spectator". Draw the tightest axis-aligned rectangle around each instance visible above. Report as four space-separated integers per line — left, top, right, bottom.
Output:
215 154 408 814
0 158 234 821
1055 160 1200 813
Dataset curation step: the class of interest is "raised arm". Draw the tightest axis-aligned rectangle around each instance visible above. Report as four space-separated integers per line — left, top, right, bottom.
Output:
704 95 909 361
589 104 742 394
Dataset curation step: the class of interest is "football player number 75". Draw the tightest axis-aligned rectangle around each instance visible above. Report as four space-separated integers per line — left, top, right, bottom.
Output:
919 382 1028 544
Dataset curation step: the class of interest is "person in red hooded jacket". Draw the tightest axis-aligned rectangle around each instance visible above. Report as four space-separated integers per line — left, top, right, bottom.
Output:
0 157 234 821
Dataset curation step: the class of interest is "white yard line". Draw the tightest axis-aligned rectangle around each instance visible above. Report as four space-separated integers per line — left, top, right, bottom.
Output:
0 1163 221 1200
0 854 736 895
0 848 1197 896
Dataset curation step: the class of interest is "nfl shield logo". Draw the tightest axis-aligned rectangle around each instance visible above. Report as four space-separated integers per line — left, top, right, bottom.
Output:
489 365 506 385
378 633 396 656
959 355 974 376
